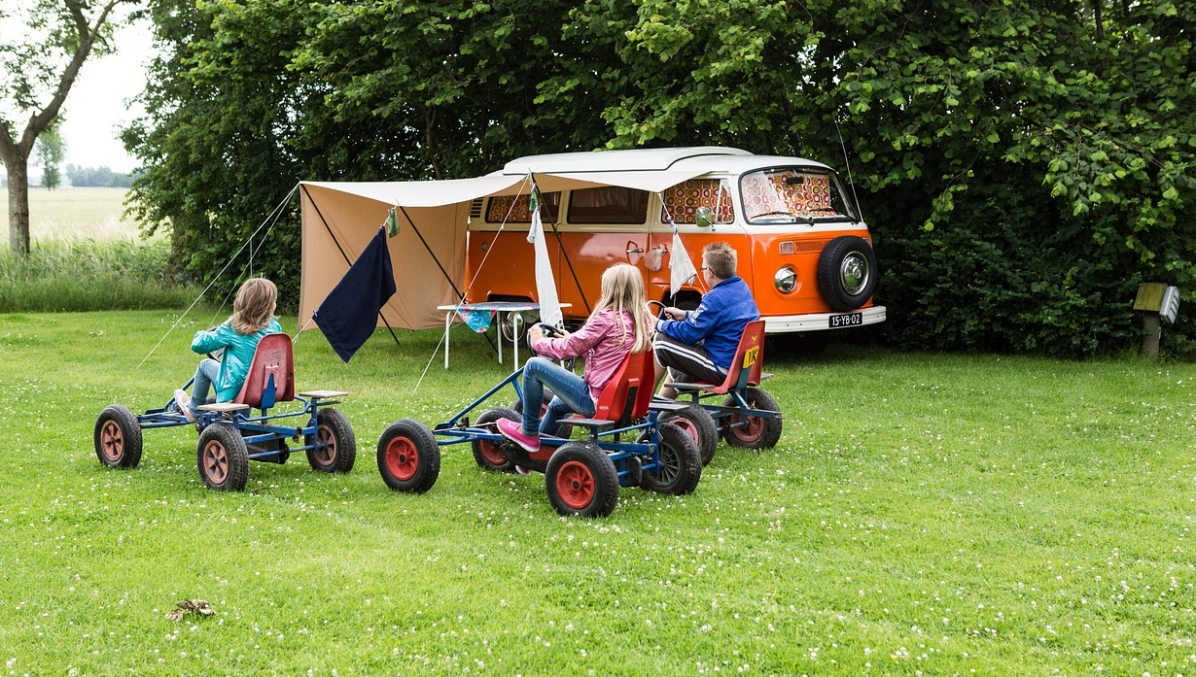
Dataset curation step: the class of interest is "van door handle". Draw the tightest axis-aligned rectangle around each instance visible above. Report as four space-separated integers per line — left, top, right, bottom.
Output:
626 244 644 254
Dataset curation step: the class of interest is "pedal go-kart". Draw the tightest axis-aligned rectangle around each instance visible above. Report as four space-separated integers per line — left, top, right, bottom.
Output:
94 333 356 491
653 319 783 461
376 331 702 517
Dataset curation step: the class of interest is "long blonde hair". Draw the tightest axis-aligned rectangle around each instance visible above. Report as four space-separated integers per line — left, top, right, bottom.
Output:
230 277 278 335
589 263 652 352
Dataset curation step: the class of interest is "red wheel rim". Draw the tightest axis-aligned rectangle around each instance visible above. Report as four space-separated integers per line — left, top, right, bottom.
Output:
312 423 337 466
477 438 507 466
728 412 763 442
555 459 595 510
669 416 700 445
202 441 229 483
100 420 123 463
385 436 419 481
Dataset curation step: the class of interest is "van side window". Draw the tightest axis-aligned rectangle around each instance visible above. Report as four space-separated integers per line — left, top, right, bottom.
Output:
661 179 735 224
486 193 560 223
567 186 648 224
741 169 845 221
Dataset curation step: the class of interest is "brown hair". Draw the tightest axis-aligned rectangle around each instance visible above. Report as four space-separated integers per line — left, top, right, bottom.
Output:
590 263 652 352
230 277 277 334
703 242 737 280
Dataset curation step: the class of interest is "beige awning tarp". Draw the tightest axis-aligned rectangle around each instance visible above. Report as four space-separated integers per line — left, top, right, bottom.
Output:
299 178 519 332
522 169 709 194
298 167 710 332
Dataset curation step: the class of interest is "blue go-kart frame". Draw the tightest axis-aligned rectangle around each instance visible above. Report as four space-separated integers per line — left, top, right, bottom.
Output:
375 349 702 517
93 333 356 491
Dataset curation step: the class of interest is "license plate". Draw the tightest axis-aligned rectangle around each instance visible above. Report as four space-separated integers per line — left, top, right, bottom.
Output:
829 313 862 328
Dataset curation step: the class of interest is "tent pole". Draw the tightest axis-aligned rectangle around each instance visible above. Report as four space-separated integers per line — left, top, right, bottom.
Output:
550 220 591 316
397 205 499 355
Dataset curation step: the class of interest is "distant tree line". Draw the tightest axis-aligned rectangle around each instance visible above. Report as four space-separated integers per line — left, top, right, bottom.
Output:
123 0 1196 357
66 164 133 188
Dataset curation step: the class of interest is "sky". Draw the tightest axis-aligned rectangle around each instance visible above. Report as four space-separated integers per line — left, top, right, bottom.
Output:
57 17 154 175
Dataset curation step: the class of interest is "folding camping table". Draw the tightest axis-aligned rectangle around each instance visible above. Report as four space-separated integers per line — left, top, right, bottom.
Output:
437 302 571 371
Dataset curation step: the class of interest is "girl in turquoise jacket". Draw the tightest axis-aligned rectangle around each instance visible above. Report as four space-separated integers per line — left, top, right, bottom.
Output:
174 277 281 421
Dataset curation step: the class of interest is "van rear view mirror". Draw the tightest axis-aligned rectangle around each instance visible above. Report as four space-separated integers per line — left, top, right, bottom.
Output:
695 207 713 229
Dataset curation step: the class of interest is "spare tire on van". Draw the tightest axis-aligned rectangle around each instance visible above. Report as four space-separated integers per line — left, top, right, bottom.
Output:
816 235 878 312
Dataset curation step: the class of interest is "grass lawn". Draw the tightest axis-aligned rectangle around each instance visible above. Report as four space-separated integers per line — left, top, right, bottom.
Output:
2 310 1194 675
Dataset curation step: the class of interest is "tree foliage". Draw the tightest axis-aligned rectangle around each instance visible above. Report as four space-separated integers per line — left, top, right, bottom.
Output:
126 0 1196 356
35 123 65 190
65 164 132 187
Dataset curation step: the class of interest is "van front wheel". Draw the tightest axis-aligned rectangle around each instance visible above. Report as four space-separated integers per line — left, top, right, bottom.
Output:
817 236 878 311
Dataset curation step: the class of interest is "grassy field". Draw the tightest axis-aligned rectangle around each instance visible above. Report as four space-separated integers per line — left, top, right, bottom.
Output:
1 187 145 243
1 310 1194 675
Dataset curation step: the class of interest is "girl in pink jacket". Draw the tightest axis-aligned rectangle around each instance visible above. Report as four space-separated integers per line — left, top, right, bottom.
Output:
498 263 653 451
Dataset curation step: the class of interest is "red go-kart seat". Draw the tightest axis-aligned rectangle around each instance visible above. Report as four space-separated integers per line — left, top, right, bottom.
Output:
232 333 295 410
672 320 766 395
571 350 654 428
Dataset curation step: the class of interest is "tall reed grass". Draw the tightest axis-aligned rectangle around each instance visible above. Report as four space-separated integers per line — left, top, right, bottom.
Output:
0 238 195 311
2 187 197 311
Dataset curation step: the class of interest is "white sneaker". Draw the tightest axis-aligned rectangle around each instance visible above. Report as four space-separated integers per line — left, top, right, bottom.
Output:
173 389 196 423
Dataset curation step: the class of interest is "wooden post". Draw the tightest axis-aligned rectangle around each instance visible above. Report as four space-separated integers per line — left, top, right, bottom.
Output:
1134 283 1167 358
1141 312 1161 358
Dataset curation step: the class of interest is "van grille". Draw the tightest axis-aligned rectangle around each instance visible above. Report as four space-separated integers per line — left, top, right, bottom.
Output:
469 198 484 219
779 240 827 254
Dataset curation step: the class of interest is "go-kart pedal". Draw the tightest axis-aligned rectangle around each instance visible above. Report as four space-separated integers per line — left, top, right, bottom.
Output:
496 418 540 452
173 389 196 422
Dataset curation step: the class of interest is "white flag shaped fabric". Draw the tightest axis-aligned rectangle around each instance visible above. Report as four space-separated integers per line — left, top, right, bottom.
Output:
527 187 563 328
669 226 699 296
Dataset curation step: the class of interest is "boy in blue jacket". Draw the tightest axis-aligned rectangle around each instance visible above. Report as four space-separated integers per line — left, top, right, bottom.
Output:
653 242 759 398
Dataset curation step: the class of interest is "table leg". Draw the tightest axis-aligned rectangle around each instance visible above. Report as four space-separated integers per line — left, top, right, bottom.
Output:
444 311 452 369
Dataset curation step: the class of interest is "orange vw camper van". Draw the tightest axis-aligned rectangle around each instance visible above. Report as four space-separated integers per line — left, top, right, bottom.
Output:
462 147 885 344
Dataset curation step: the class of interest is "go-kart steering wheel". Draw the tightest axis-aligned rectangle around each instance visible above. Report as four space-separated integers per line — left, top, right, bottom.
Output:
530 322 567 339
528 323 576 372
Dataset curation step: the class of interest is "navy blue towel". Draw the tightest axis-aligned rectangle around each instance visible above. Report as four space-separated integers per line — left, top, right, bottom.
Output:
314 227 396 362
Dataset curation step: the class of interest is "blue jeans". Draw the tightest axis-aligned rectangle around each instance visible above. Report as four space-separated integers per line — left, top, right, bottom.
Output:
520 357 594 436
188 358 220 416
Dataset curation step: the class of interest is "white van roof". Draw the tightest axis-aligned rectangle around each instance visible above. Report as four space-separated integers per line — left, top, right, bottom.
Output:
496 146 833 177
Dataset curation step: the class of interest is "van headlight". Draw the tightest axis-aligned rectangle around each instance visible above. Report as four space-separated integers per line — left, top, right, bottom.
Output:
774 266 797 293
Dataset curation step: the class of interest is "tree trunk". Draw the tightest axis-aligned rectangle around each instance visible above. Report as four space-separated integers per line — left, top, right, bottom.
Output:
5 159 30 256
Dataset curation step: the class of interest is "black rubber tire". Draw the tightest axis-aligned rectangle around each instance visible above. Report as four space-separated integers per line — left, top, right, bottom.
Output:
640 422 702 495
94 404 143 469
545 441 620 517
658 404 719 466
722 388 783 450
306 408 356 473
377 419 441 493
816 235 878 311
472 407 519 472
197 424 249 491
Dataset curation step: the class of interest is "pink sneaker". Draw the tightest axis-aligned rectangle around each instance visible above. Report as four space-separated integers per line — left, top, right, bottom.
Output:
496 418 539 452
173 389 196 423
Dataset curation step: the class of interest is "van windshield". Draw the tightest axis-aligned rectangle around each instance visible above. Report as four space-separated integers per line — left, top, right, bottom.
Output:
740 168 857 224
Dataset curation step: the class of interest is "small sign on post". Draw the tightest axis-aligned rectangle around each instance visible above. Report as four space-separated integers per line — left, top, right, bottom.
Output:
1134 283 1181 357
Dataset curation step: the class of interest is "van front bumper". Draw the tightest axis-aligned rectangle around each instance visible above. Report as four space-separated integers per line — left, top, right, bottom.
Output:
763 306 887 333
